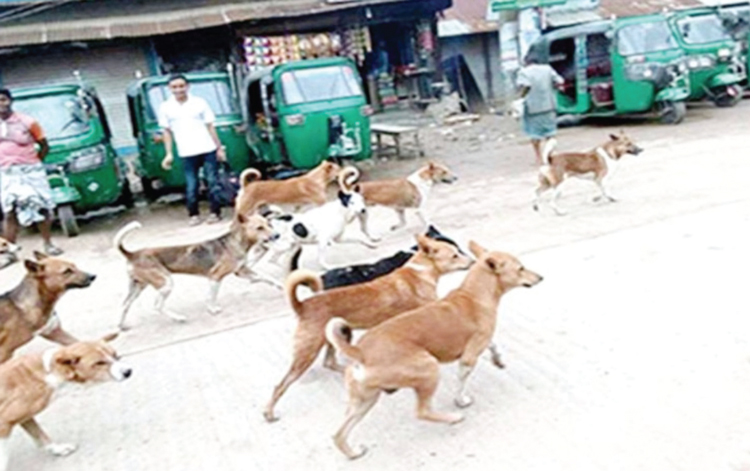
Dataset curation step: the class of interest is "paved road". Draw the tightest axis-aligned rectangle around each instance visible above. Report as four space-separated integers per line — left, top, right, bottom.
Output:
5 101 750 470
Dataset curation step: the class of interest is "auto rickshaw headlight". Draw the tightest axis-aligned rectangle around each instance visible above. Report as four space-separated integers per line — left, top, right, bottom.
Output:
68 144 106 173
285 114 305 126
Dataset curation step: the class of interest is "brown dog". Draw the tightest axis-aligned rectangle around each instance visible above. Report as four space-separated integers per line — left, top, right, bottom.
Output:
533 131 643 215
0 334 131 470
358 161 457 239
234 160 342 216
325 241 543 459
263 234 473 422
0 252 95 363
115 213 278 330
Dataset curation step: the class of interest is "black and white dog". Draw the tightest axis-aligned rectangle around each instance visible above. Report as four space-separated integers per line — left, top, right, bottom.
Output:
288 225 464 290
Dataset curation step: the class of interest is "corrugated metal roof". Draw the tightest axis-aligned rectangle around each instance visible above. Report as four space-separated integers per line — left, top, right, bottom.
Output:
0 0 420 48
545 9 602 27
599 0 702 17
439 0 498 36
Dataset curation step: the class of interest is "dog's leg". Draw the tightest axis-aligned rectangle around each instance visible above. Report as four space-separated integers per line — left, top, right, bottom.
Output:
323 342 345 372
593 177 616 203
206 279 222 315
390 209 407 231
264 332 326 422
357 211 381 243
153 275 186 323
20 418 77 457
235 265 283 289
455 335 492 408
414 355 464 423
38 325 78 347
317 240 333 270
488 342 505 369
415 208 429 228
0 435 8 471
550 185 567 216
534 168 553 212
119 278 147 331
333 234 378 250
333 381 381 460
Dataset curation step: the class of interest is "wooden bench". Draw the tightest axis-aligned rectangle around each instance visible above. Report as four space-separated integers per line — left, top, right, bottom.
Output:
370 123 424 159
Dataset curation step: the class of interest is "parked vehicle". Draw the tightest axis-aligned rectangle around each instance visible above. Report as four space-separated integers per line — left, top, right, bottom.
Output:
127 70 251 199
527 15 691 124
667 7 745 106
714 2 750 90
241 57 372 170
11 82 131 237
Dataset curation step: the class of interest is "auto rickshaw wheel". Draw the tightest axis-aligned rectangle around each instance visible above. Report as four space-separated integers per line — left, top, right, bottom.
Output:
658 101 686 125
712 85 743 108
57 204 80 238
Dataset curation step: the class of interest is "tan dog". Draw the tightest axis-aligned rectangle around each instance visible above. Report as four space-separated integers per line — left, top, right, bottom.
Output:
0 334 131 470
325 241 543 459
234 160 342 216
533 131 643 215
358 161 457 240
115 213 278 330
263 235 473 422
0 253 95 363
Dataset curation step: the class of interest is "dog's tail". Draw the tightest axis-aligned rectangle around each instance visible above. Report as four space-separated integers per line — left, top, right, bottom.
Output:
337 166 360 194
285 268 323 315
240 168 262 189
542 137 557 165
113 221 141 258
325 318 364 364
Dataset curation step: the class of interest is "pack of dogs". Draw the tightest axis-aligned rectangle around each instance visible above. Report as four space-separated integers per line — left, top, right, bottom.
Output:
0 132 641 467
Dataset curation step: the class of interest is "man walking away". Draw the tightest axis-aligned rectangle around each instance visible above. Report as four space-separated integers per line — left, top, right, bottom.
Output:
158 74 226 226
516 53 565 166
0 88 63 269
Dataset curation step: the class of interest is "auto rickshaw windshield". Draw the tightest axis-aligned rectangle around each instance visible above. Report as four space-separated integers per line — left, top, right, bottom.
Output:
618 20 679 55
280 65 362 105
677 15 731 44
13 93 92 140
145 80 238 121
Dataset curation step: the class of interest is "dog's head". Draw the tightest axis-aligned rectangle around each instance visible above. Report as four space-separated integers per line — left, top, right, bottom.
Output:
316 160 343 183
424 225 465 254
416 234 473 274
607 131 643 158
235 213 279 244
51 333 132 383
338 185 367 219
468 241 543 291
0 236 20 256
24 252 96 291
420 161 457 184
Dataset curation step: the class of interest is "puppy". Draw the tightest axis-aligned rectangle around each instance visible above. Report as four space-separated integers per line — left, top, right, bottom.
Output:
288 225 462 290
260 167 375 270
0 253 95 363
357 161 457 239
234 160 341 216
326 241 543 459
115 213 278 330
263 234 473 422
533 131 643 215
0 334 131 470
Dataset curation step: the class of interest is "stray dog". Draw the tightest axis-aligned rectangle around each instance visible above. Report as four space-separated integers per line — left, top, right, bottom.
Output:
357 161 457 239
533 131 643 215
115 213 278 330
0 334 131 470
234 160 341 216
326 241 543 459
0 252 95 363
263 234 473 422
288 225 462 290
260 167 375 270
0 237 20 257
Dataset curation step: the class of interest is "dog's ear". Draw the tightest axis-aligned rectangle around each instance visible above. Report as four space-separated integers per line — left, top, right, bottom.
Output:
416 234 434 255
338 191 352 206
609 133 620 141
236 213 247 224
33 250 49 261
24 259 44 274
101 332 119 343
468 240 486 259
353 184 361 193
485 256 501 273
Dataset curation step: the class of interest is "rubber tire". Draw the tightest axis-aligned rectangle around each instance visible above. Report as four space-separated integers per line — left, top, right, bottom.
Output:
712 84 743 108
57 204 80 238
659 101 686 125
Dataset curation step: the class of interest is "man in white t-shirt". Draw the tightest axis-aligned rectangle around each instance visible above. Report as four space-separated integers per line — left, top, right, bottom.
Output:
158 74 226 226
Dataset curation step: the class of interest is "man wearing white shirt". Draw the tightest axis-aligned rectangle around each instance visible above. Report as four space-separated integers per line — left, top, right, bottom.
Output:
158 74 226 226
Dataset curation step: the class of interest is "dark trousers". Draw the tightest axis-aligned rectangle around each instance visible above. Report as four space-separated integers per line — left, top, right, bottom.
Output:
183 151 220 217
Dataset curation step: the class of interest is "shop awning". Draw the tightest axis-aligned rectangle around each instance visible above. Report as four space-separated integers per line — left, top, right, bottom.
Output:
0 0 416 48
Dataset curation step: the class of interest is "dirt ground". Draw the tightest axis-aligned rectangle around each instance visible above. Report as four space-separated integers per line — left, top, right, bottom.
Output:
3 100 750 471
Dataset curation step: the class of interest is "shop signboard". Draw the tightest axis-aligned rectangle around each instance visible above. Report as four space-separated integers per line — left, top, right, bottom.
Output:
491 0 567 12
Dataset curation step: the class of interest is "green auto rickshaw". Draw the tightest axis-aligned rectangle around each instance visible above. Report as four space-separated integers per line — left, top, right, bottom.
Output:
668 7 745 107
11 83 132 237
127 70 251 200
241 57 372 170
715 2 750 90
527 15 691 124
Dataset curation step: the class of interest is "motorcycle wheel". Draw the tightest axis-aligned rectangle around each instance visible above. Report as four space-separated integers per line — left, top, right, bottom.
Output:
57 204 80 238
